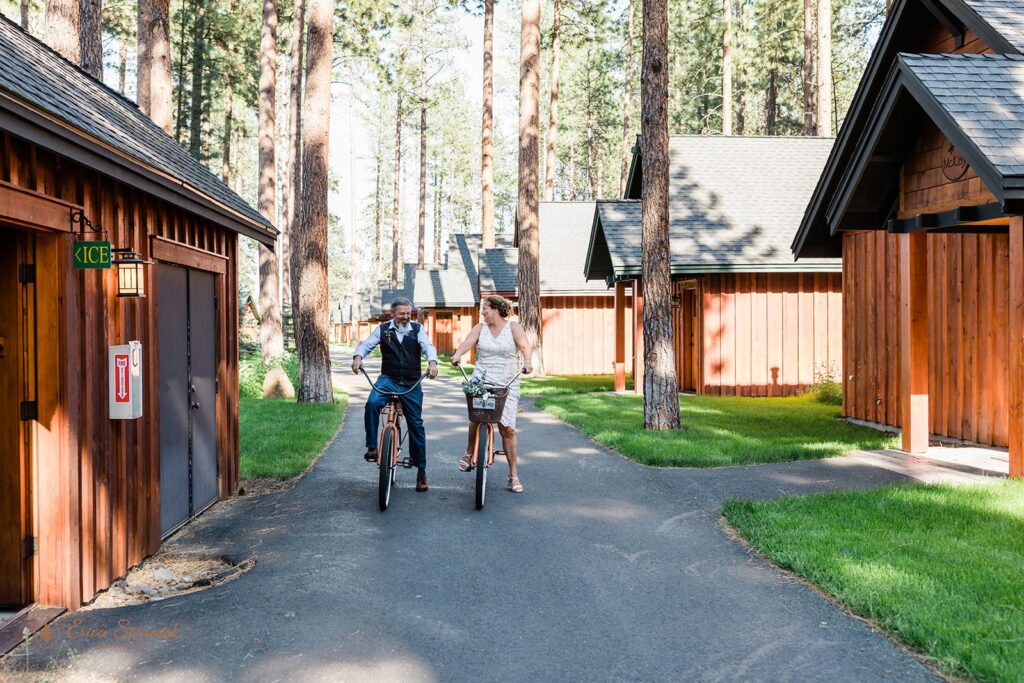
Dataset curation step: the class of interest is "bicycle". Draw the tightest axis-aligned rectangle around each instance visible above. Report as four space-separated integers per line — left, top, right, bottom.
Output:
453 362 523 510
359 369 429 511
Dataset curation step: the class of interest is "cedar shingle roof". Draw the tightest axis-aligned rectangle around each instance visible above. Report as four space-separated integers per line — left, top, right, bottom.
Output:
0 16 274 243
588 136 840 280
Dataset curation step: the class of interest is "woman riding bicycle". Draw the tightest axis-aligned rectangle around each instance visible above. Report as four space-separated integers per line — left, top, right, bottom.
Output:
450 295 533 493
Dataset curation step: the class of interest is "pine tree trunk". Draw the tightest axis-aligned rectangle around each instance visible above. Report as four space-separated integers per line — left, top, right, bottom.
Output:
480 0 496 248
138 0 153 113
542 0 560 202
222 81 233 182
20 0 29 30
295 0 334 403
568 140 577 201
640 0 680 429
348 82 359 321
765 67 778 135
736 0 749 134
620 0 635 196
721 0 732 135
118 38 128 94
283 0 305 337
174 0 190 142
417 80 427 268
148 0 173 133
189 0 206 159
374 139 383 282
259 0 287 368
816 0 832 136
46 0 80 64
517 0 544 376
79 0 102 78
392 88 403 288
802 0 816 135
433 162 442 264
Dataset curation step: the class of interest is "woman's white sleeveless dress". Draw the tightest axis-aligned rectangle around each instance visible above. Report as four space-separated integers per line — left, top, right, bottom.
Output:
472 322 521 429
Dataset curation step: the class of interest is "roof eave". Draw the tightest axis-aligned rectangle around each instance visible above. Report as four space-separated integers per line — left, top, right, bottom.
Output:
793 0 1024 258
0 93 277 246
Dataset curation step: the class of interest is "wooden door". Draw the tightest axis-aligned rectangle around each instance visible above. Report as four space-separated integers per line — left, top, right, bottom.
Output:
436 312 453 353
0 229 31 607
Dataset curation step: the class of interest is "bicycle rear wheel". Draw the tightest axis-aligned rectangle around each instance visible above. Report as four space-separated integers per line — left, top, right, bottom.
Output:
379 427 395 511
475 425 490 510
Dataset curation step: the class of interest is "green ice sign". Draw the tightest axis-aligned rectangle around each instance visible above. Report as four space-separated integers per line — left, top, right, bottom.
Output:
73 240 112 269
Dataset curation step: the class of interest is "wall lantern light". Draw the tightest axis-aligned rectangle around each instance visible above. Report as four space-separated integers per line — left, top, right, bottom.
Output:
670 293 681 309
113 249 147 297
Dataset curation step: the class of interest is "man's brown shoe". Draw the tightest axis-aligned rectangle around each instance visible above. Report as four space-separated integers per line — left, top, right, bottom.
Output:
416 471 429 492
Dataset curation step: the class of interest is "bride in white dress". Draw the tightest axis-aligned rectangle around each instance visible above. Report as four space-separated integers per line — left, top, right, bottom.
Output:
450 296 533 493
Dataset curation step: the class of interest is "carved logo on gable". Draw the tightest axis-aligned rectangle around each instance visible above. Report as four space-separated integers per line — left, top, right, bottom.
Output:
941 143 969 182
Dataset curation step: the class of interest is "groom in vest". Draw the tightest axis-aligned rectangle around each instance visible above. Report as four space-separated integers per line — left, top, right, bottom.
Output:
352 297 439 492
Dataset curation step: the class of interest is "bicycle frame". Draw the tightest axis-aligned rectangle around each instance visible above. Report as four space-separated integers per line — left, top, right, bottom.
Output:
360 369 428 510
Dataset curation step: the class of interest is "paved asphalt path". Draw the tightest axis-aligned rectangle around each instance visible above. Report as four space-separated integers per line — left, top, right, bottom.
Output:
8 356 938 682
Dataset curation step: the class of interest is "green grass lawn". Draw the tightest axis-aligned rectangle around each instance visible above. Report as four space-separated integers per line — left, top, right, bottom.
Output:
534 393 899 467
239 392 347 478
723 481 1024 682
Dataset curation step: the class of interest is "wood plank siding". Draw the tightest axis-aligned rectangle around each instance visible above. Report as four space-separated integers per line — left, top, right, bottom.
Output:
693 273 842 396
541 295 633 375
843 230 1010 447
899 121 997 218
0 130 241 609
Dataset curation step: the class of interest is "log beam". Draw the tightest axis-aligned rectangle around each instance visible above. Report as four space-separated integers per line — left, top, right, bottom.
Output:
899 232 929 453
1009 216 1024 477
614 280 627 392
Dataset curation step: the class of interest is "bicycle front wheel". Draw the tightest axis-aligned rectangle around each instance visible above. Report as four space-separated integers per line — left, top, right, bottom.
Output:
379 427 395 511
475 425 490 510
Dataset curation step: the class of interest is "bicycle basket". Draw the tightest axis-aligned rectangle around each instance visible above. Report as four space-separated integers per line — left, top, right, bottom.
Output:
465 386 509 423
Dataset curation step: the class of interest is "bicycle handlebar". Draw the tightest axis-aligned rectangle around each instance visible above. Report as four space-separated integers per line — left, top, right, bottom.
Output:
359 368 429 397
452 360 524 390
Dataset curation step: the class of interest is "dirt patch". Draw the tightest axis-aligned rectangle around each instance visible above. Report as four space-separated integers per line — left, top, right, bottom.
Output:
83 552 256 610
237 476 296 497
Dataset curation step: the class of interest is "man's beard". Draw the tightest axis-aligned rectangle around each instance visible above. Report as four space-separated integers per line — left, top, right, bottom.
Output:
395 321 411 334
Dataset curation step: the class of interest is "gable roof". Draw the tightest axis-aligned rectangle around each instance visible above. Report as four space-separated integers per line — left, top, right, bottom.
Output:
791 0 1024 257
830 53 1024 230
0 16 275 245
479 248 518 294
589 136 840 281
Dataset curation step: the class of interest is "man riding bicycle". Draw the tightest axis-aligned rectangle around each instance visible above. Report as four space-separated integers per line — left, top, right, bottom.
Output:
352 297 439 492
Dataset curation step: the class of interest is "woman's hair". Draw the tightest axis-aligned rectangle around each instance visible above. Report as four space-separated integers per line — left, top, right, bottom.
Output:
483 295 513 318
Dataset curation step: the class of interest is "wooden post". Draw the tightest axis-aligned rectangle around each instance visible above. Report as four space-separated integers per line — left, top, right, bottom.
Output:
633 278 644 396
614 280 627 392
1009 216 1024 477
899 232 929 454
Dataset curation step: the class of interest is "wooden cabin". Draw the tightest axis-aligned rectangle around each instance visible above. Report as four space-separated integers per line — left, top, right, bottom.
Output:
0 17 276 613
587 136 841 395
479 202 634 375
411 235 512 353
791 0 1024 476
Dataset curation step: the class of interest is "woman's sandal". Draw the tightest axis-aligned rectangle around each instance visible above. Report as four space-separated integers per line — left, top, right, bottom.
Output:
507 475 523 493
458 453 473 472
